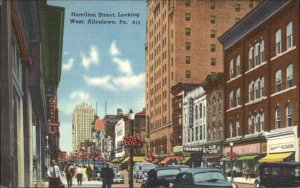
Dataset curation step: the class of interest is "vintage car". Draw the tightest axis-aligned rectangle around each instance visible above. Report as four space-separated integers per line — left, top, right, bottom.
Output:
141 165 190 188
174 168 238 188
134 162 156 183
113 172 124 184
258 162 300 188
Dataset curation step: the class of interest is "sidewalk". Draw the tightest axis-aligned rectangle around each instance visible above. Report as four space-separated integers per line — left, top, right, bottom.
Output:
228 177 255 184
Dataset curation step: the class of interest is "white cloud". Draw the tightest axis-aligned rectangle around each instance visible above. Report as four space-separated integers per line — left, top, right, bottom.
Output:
112 58 133 76
81 45 99 69
62 58 74 71
69 91 90 101
109 41 121 56
83 75 116 91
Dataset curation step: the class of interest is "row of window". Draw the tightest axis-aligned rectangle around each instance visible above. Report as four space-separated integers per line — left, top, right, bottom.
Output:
275 102 293 128
275 64 293 92
249 77 265 102
185 125 206 143
276 21 293 55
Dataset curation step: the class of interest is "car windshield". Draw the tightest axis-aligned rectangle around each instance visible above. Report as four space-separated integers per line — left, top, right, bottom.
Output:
157 169 180 177
194 171 226 184
142 164 155 171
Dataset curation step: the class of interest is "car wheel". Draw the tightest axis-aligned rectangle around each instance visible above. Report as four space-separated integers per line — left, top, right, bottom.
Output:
254 180 260 188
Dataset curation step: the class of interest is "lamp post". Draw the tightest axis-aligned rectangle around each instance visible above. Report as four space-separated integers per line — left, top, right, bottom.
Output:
229 142 234 183
92 139 96 179
128 109 135 188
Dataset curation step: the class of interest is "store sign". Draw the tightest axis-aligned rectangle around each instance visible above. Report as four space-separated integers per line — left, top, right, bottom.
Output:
269 143 295 153
189 98 194 128
224 143 260 155
183 146 203 152
205 144 222 154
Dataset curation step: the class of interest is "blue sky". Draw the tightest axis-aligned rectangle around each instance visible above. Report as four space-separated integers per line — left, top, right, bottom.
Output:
48 0 147 152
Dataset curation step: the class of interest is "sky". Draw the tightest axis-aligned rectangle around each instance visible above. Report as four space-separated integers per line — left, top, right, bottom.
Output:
48 0 147 152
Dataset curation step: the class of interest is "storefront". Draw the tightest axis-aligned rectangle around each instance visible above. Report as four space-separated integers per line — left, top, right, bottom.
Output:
260 126 299 162
204 143 223 167
183 145 203 167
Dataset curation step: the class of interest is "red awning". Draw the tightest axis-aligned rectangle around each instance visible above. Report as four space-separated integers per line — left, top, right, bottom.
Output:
161 156 184 164
206 154 222 160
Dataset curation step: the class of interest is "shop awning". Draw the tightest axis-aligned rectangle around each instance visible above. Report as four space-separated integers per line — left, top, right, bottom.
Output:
111 157 123 163
220 156 229 161
122 156 145 163
206 154 222 159
180 157 191 164
259 152 293 163
237 155 258 161
160 156 184 164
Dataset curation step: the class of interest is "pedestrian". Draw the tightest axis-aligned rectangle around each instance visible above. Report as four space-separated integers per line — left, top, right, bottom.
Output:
75 165 83 186
245 168 250 180
86 165 93 181
65 163 75 187
101 163 115 188
47 160 62 188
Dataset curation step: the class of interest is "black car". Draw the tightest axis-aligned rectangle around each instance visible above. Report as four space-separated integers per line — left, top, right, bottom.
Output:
174 168 238 188
141 165 190 188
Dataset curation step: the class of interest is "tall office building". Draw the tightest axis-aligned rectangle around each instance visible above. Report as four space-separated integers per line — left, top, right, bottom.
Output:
145 0 261 154
72 102 96 151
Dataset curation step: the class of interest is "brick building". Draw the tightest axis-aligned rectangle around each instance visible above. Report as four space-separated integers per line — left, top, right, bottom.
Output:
145 0 261 154
219 0 300 173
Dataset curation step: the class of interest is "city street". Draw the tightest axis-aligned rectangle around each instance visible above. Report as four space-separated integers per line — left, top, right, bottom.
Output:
59 169 255 188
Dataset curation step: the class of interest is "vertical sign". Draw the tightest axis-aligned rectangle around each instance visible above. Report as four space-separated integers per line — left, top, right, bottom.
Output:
189 98 194 128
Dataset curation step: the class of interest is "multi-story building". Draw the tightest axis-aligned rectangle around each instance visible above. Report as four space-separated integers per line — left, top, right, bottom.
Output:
183 85 206 167
219 0 299 172
145 0 261 154
72 102 96 152
104 114 119 158
115 118 126 158
203 73 225 167
0 1 64 187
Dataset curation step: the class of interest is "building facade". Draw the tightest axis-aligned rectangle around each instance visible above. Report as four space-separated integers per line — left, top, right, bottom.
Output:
219 0 299 172
72 102 96 152
145 0 261 154
115 118 126 158
0 1 64 187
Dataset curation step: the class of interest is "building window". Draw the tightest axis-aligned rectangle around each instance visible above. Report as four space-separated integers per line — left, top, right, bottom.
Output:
210 30 216 38
286 21 293 49
211 44 216 52
276 29 282 55
236 118 241 136
235 4 240 12
248 115 252 134
260 113 265 131
249 0 253 8
255 113 259 133
230 120 234 137
229 90 234 108
211 58 216 66
255 79 260 99
195 127 199 141
260 40 265 63
236 88 241 106
186 28 191 36
248 46 254 69
186 70 191 78
230 59 234 79
260 77 265 96
286 102 292 127
211 16 215 24
275 106 282 129
276 69 282 92
200 103 202 118
185 0 191 6
210 0 215 9
254 43 260 65
186 56 191 64
195 105 198 120
186 42 191 50
249 81 254 101
286 64 293 88
185 13 190 21
236 55 241 75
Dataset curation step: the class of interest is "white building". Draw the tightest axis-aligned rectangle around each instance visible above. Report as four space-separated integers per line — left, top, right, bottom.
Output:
72 102 96 151
183 86 207 146
115 118 126 158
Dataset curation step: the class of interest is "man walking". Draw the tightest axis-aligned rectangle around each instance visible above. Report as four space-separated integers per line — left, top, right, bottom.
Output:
101 163 115 188
47 160 62 188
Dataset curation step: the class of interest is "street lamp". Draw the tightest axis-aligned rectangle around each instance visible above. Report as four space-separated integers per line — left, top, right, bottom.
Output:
92 139 96 179
229 142 234 182
128 109 135 188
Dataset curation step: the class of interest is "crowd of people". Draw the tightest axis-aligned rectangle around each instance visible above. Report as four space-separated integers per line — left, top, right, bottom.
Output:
47 160 115 188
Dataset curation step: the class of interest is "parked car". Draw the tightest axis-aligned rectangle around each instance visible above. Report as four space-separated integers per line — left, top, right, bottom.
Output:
174 167 238 188
134 162 156 183
113 172 124 184
258 162 300 188
141 165 190 188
